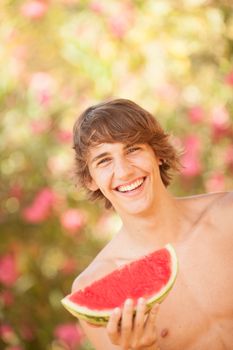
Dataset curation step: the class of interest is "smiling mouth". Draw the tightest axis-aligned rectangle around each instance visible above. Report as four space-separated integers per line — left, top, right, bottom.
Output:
115 177 146 193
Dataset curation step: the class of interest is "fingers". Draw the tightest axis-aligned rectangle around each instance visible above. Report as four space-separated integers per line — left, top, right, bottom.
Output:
144 303 159 329
107 299 160 350
106 307 122 344
134 297 146 335
108 298 135 349
121 299 134 347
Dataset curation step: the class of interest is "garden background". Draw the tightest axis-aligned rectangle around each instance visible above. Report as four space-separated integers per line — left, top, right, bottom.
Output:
1 0 233 349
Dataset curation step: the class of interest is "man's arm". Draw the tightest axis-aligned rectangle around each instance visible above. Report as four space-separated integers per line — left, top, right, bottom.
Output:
80 320 121 350
72 275 160 350
72 272 121 350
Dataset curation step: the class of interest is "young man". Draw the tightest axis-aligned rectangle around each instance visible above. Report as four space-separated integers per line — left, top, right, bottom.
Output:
72 99 233 350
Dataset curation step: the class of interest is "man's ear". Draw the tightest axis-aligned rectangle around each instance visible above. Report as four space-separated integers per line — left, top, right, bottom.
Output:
158 158 165 165
86 179 99 192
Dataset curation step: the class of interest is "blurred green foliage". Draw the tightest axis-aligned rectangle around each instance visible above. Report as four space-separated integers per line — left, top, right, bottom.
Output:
0 0 233 349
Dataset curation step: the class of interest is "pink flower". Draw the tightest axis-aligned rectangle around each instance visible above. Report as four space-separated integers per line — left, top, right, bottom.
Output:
20 323 35 341
225 71 233 86
60 209 85 234
183 135 201 155
205 173 225 192
54 323 83 349
225 145 233 171
22 188 56 223
188 106 205 123
0 290 14 306
29 72 55 106
180 155 202 177
180 135 202 177
211 105 230 140
55 130 73 144
155 83 179 105
0 324 15 343
108 4 134 39
0 323 12 335
21 1 48 19
89 1 104 14
0 254 19 287
211 105 229 126
60 258 77 275
109 16 128 38
30 119 51 134
9 184 23 200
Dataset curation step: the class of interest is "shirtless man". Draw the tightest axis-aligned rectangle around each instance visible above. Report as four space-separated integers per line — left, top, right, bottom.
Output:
71 98 233 350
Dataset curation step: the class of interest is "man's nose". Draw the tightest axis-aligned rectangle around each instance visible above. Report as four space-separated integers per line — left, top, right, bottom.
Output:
114 157 134 179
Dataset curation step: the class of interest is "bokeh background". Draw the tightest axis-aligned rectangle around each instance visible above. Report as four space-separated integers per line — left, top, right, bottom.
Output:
1 0 233 349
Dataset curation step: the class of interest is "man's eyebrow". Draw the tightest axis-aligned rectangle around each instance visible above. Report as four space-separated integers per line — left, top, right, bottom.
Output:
90 144 133 165
91 152 110 164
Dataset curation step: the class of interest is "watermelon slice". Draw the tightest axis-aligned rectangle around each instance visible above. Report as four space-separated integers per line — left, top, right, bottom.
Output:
61 244 178 326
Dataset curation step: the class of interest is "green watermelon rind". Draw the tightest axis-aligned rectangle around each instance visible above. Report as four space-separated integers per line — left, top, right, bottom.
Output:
61 243 178 326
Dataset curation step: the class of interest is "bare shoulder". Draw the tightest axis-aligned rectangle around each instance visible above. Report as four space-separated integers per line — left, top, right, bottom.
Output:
198 191 233 252
72 228 124 293
210 190 233 209
180 190 226 208
179 191 233 240
187 190 233 230
207 191 233 223
208 191 233 239
72 255 117 293
179 191 231 219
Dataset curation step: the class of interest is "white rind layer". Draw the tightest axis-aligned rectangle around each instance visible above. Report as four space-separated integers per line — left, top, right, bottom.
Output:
61 243 178 321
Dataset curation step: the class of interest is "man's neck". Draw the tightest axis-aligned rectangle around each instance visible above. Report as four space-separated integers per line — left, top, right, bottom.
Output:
118 193 190 249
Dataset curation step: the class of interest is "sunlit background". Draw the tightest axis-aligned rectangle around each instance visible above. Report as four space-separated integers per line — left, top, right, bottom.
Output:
1 0 233 349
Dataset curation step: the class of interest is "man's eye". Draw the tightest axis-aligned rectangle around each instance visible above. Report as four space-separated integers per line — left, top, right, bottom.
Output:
127 147 140 153
97 158 111 166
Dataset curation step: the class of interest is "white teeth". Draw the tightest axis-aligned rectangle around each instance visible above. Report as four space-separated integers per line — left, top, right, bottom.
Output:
117 178 144 192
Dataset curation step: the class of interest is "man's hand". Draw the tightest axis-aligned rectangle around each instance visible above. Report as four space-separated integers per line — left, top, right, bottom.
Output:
106 298 160 350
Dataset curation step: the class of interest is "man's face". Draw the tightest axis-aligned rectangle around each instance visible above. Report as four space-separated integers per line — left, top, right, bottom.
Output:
87 142 165 216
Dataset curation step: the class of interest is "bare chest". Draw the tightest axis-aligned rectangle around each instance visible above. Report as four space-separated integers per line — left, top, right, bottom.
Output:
157 225 233 350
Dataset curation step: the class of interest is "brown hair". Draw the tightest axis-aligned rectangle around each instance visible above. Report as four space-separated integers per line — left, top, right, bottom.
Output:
73 98 181 209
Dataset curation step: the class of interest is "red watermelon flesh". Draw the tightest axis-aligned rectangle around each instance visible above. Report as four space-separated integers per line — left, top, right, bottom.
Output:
61 244 178 325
